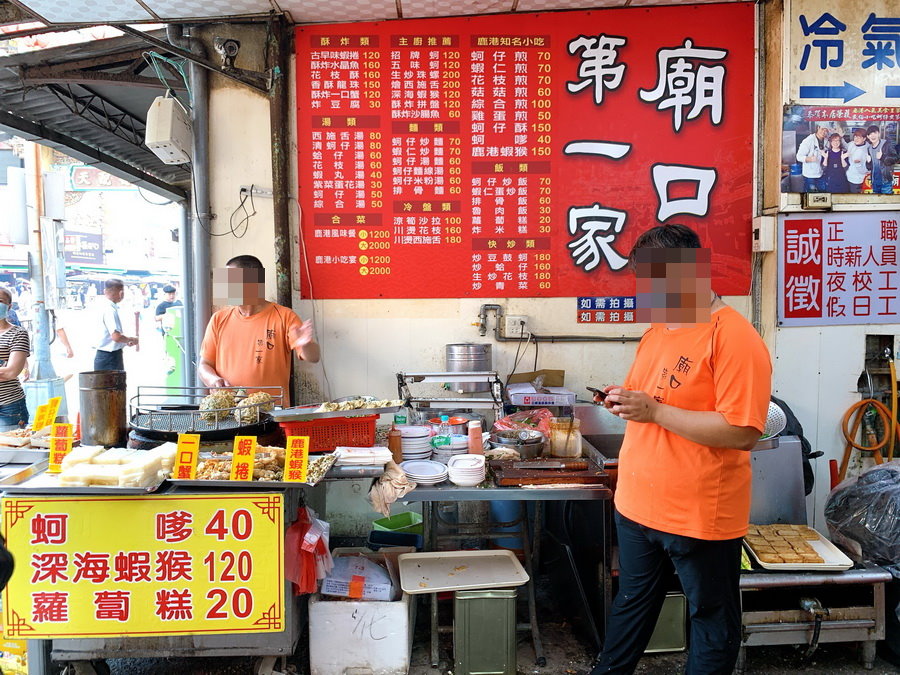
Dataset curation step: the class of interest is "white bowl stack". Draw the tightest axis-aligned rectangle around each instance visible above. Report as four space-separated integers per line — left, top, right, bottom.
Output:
447 454 486 486
399 425 433 461
400 459 449 485
431 434 469 464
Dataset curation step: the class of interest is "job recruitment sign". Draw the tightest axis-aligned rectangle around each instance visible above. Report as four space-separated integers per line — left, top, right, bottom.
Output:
295 3 756 299
2 494 284 639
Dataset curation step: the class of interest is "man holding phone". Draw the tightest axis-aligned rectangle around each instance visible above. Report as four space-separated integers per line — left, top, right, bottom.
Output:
590 224 771 675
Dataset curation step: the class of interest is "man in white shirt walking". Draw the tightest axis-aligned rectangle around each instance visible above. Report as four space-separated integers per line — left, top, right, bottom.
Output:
93 279 139 371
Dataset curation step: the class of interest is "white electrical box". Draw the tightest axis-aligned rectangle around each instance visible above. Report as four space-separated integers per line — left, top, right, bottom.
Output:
145 96 193 165
504 315 528 337
752 215 776 252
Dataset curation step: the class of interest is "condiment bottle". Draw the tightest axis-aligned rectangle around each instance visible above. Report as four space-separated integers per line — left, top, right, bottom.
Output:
467 420 483 454
388 425 403 464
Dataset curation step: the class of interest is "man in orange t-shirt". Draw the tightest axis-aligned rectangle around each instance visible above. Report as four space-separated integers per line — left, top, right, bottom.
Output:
591 225 771 675
199 255 320 405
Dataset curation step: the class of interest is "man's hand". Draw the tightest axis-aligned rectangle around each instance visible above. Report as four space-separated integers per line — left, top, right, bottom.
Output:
211 378 232 388
127 337 139 348
606 387 658 423
289 320 314 351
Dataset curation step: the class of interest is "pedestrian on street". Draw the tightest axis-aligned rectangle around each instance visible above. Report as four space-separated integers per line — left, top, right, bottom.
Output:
92 279 138 371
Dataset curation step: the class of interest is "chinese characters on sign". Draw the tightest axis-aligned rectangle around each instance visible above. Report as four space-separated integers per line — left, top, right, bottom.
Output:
779 212 900 325
576 296 636 324
295 4 755 299
3 494 284 639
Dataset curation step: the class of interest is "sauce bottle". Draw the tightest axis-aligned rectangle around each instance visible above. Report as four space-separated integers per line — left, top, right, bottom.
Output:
388 425 403 464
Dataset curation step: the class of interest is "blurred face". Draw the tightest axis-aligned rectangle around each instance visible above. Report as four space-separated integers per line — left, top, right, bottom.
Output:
816 127 829 140
868 130 881 144
165 291 176 301
213 266 264 305
634 248 712 324
853 134 866 146
106 286 125 303
830 136 842 149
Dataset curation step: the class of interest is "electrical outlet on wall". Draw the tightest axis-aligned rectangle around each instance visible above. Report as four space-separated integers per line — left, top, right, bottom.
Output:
504 315 528 337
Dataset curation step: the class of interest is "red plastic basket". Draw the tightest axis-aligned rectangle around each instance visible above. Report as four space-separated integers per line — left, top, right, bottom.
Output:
278 415 378 453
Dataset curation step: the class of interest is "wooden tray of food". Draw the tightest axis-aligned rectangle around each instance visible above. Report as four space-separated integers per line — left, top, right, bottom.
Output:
489 458 608 486
743 523 853 571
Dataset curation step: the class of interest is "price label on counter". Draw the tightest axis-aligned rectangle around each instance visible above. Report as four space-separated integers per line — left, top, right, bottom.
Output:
47 423 73 474
32 404 50 433
45 397 61 426
284 436 310 483
173 434 201 480
230 436 257 481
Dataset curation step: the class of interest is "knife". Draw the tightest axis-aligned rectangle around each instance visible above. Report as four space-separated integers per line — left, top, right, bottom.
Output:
512 460 589 471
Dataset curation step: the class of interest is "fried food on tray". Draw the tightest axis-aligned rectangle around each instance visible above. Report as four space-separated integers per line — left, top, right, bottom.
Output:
745 523 827 566
315 398 402 412
234 391 275 424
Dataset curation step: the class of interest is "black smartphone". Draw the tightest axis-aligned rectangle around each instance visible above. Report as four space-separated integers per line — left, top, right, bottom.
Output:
586 386 608 402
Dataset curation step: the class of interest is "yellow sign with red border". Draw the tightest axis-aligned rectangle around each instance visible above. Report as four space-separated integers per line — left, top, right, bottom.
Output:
283 437 310 483
2 493 284 639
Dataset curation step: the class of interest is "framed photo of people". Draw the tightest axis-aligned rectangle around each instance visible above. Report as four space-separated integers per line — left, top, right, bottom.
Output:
781 105 900 195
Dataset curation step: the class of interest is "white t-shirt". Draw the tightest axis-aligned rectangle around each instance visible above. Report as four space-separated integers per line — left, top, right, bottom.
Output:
94 298 124 353
845 142 870 185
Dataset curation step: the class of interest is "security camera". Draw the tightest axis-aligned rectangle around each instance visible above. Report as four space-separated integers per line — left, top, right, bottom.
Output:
213 37 240 68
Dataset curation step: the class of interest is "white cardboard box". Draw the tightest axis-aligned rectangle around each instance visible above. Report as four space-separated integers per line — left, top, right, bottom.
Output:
507 383 576 407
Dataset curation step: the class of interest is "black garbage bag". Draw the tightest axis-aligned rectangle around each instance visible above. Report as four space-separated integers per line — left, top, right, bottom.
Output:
824 461 900 564
826 462 900 665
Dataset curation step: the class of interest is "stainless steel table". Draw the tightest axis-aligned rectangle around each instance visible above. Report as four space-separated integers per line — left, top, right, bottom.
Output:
404 483 614 667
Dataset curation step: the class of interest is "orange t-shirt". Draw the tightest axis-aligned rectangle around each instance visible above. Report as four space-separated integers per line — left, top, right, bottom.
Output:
199 303 303 405
613 306 772 540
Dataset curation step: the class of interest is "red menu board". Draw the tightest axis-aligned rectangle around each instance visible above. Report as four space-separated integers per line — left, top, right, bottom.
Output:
295 3 755 299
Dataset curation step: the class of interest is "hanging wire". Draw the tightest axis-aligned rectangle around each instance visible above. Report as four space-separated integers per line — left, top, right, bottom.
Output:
142 51 193 108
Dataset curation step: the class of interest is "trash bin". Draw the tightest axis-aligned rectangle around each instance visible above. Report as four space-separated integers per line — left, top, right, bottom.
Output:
454 589 517 675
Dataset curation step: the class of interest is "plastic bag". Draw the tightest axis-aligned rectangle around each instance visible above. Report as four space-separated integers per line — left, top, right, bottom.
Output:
824 460 900 565
492 408 554 436
285 507 332 595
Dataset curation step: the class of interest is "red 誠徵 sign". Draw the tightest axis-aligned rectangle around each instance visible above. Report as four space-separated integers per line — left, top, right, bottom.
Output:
296 4 756 299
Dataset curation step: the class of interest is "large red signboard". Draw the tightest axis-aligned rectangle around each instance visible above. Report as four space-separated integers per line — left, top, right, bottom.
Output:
296 4 755 299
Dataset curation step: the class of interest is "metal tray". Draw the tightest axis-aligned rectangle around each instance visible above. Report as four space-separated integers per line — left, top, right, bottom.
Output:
167 453 337 488
398 550 529 594
744 530 854 572
2 468 165 495
0 448 49 464
271 405 400 422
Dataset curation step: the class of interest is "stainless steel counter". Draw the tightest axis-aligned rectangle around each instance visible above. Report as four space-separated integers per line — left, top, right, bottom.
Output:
403 483 612 502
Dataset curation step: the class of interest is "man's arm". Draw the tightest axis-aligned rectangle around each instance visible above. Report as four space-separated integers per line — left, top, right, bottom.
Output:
110 330 138 347
198 356 230 388
288 319 321 363
56 327 74 358
605 387 762 451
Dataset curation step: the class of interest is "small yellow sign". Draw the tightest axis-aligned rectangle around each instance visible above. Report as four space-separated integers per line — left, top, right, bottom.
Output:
32 405 50 433
283 437 310 483
47 424 74 474
230 436 256 481
45 397 62 426
173 434 201 480
2 493 284 639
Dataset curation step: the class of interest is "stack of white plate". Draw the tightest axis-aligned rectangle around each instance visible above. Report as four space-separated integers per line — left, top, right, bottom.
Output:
400 459 449 485
447 454 486 487
431 434 469 464
399 425 433 461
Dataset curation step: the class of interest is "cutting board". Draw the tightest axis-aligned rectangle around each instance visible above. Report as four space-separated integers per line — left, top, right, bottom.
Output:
490 458 608 486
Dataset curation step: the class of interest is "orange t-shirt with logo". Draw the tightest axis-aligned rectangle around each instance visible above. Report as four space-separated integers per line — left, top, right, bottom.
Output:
199 303 303 405
613 306 772 540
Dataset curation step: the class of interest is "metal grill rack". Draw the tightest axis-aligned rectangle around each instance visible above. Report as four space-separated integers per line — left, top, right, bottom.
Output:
129 385 284 435
397 371 504 421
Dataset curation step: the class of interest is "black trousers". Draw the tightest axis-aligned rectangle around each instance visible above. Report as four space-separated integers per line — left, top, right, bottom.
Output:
592 512 743 675
94 349 124 371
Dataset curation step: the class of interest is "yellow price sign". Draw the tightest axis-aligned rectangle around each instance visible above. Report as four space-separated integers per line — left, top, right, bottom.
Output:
45 397 62 426
47 424 73 474
229 437 256 481
32 404 50 433
2 493 284 639
283 437 310 483
173 434 201 480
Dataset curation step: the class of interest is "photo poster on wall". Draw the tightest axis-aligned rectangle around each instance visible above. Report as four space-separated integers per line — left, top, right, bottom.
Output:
778 211 900 326
781 105 900 195
295 3 756 300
